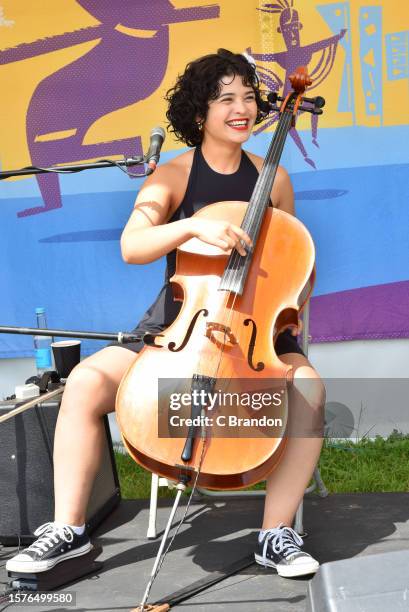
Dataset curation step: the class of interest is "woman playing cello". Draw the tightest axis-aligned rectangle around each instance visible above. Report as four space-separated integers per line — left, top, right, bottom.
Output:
7 49 325 579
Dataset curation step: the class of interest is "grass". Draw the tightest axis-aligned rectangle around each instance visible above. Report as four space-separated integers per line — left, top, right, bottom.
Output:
319 431 409 493
114 430 409 499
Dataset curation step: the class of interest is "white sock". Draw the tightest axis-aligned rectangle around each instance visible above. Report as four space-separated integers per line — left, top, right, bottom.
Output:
258 524 283 542
70 523 85 535
258 530 267 543
54 521 85 535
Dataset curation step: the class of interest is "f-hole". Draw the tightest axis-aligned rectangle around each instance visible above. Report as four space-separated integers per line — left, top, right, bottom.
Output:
243 318 264 371
168 309 209 352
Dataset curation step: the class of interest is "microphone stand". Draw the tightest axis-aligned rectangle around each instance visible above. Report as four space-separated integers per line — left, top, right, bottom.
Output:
0 155 149 180
0 325 163 346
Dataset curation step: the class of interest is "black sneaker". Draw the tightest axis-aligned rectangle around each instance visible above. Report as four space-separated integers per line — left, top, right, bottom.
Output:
254 523 319 578
6 522 91 574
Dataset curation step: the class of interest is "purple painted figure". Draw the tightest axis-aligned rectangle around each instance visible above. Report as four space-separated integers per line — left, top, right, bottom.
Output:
1 1 219 217
248 0 346 168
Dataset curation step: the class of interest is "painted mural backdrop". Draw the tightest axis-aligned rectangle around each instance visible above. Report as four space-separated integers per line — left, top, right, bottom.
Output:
0 0 408 358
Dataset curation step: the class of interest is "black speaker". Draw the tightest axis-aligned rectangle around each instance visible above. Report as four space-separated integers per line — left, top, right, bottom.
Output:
0 397 121 545
306 550 409 611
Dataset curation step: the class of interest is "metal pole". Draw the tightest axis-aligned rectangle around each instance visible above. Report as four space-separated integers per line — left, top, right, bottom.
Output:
0 325 152 344
138 482 187 611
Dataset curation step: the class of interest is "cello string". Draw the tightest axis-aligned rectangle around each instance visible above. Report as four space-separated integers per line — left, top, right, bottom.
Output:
240 109 291 240
205 112 295 438
209 109 293 382
219 109 291 320
239 110 292 263
185 107 293 430
223 109 291 293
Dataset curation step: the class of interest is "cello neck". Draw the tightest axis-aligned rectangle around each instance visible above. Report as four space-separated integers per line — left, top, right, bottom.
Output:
243 96 296 240
219 93 297 296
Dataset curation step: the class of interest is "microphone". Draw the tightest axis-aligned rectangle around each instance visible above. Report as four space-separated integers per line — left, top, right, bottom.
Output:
145 127 166 174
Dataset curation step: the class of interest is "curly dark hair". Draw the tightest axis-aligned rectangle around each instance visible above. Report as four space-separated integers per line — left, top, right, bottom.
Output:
165 49 267 147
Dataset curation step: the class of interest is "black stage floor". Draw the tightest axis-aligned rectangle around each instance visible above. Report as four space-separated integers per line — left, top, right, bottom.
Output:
1 492 409 611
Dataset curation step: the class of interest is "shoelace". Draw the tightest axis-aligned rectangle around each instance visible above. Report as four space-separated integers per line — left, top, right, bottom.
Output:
26 522 74 554
261 523 304 566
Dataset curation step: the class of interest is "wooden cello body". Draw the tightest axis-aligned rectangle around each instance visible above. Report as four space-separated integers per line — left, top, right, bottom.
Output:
116 68 322 490
116 201 315 488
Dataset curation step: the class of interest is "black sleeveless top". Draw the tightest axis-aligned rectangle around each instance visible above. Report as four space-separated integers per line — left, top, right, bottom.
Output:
166 146 259 278
122 146 303 356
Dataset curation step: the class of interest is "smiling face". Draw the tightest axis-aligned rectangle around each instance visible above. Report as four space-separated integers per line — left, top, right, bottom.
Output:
201 74 258 146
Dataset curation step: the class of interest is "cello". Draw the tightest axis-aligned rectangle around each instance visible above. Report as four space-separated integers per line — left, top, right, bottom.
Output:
116 67 323 487
116 67 324 610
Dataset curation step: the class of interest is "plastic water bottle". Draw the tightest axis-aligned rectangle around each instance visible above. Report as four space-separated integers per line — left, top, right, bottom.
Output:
34 307 52 376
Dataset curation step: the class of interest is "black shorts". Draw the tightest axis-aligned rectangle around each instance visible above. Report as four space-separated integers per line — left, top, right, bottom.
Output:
110 327 304 357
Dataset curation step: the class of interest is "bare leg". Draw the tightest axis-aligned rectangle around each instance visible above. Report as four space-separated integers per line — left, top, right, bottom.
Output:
53 346 137 525
262 353 325 529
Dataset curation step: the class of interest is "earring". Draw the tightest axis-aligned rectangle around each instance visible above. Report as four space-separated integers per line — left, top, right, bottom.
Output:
197 121 203 131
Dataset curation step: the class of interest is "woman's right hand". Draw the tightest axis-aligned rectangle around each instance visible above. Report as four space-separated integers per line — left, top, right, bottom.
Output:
189 218 253 256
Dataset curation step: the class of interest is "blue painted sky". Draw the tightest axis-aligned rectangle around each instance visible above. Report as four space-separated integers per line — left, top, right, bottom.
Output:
1 125 408 358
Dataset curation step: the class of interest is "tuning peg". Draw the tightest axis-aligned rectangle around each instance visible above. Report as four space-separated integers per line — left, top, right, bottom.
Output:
298 94 326 115
301 95 326 108
267 92 278 104
313 96 325 109
299 105 324 115
259 99 274 114
267 92 284 104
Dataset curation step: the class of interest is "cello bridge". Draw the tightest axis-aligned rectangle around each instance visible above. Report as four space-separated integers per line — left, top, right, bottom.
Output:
205 322 238 349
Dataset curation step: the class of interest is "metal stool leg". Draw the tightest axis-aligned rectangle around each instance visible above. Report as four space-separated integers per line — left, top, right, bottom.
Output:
293 301 328 533
293 467 327 536
312 466 328 497
147 473 159 539
294 500 304 535
147 474 174 538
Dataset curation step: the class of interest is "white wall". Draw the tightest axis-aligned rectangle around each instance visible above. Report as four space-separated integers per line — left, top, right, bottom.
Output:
1 338 409 442
308 338 409 379
308 339 409 439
